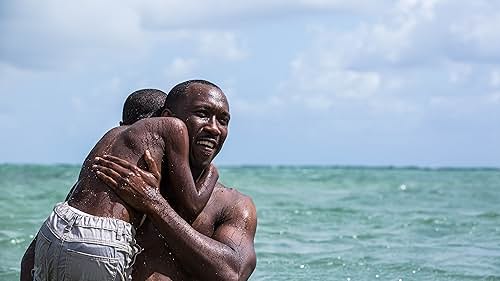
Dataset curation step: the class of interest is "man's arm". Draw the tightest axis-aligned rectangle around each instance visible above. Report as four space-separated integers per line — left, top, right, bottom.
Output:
20 237 36 281
94 158 257 281
148 192 257 281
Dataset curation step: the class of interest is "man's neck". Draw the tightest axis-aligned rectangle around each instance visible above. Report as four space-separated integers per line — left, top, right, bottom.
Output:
192 167 204 184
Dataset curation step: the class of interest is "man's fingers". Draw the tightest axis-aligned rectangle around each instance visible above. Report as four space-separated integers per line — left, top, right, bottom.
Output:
95 157 134 178
95 170 118 189
144 150 161 180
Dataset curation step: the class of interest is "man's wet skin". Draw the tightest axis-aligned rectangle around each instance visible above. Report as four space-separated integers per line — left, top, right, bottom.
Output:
95 82 257 281
135 182 255 281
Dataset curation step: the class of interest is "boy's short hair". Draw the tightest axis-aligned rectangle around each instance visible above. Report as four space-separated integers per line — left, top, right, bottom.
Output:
121 89 167 125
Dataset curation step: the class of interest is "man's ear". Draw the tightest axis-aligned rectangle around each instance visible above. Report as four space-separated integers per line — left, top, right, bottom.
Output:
161 108 173 117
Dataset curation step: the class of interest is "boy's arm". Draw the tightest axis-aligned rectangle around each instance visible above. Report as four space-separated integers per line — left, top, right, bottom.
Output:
160 117 217 222
20 237 36 281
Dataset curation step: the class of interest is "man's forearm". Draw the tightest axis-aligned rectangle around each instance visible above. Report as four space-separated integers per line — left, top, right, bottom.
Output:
147 196 240 281
20 238 36 281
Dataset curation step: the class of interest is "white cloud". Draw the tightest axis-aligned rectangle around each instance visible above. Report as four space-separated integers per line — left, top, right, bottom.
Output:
273 0 500 117
165 57 198 79
428 92 500 117
137 0 390 29
0 0 147 70
489 70 500 88
487 92 500 104
198 32 248 61
447 61 473 84
450 9 500 58
0 1 250 70
0 0 395 71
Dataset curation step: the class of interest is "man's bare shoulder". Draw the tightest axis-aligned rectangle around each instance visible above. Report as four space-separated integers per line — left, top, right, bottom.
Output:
212 183 256 222
209 182 257 277
214 182 253 202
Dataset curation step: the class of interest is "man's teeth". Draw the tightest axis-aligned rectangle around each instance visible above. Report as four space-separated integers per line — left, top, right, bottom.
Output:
197 140 215 148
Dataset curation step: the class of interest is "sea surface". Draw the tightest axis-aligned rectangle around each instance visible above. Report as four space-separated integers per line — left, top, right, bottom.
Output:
1 164 499 281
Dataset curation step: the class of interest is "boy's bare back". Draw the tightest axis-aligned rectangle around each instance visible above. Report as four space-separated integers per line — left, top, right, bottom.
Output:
68 117 187 227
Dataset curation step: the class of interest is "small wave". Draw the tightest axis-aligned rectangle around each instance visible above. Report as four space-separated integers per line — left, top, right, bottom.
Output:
477 211 500 219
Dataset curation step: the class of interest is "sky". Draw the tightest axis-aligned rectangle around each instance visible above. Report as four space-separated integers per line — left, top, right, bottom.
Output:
1 0 499 167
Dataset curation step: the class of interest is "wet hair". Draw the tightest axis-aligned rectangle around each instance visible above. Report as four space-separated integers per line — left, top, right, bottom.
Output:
163 79 221 112
121 89 168 125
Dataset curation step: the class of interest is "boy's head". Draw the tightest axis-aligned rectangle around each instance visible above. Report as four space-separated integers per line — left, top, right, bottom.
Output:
120 89 167 126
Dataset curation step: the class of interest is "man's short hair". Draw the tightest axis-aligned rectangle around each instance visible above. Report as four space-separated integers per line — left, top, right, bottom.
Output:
164 80 221 112
121 89 168 125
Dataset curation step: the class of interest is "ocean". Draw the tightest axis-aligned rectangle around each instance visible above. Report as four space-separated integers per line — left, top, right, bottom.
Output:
1 165 499 281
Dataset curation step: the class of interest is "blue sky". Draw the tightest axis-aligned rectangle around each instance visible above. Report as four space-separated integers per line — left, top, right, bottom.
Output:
1 0 499 167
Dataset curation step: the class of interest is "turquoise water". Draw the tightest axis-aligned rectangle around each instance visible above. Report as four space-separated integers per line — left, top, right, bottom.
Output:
1 165 499 281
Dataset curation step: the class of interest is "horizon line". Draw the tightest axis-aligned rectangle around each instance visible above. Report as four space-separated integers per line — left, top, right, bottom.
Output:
1 162 499 171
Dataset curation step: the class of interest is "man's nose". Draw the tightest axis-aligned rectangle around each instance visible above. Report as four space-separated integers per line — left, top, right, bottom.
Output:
205 116 221 136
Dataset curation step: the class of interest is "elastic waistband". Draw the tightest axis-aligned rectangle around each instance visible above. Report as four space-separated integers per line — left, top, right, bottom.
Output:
53 202 135 237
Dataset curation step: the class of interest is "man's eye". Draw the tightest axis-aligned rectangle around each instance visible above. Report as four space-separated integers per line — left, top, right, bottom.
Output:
195 110 208 117
219 117 229 126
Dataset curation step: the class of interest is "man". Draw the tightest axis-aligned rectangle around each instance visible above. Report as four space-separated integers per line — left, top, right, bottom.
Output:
94 80 257 280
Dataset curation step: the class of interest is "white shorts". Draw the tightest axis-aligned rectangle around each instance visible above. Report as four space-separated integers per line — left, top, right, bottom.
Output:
33 202 142 281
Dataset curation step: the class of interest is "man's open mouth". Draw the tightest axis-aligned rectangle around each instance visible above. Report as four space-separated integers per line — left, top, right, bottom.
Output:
196 139 217 149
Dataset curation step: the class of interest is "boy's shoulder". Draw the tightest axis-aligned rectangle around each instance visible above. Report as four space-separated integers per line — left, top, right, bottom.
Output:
131 117 186 131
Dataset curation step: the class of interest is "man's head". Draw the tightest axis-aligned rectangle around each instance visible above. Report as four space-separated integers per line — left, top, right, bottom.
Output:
121 89 167 125
163 80 230 171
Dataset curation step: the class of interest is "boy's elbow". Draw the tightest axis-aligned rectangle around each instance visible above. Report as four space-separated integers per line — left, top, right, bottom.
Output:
169 118 188 135
216 264 239 281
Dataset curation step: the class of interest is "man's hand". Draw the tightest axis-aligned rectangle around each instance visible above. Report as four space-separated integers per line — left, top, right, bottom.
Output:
92 150 163 213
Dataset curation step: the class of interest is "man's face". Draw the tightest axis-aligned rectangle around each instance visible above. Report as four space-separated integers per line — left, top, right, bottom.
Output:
173 83 230 170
